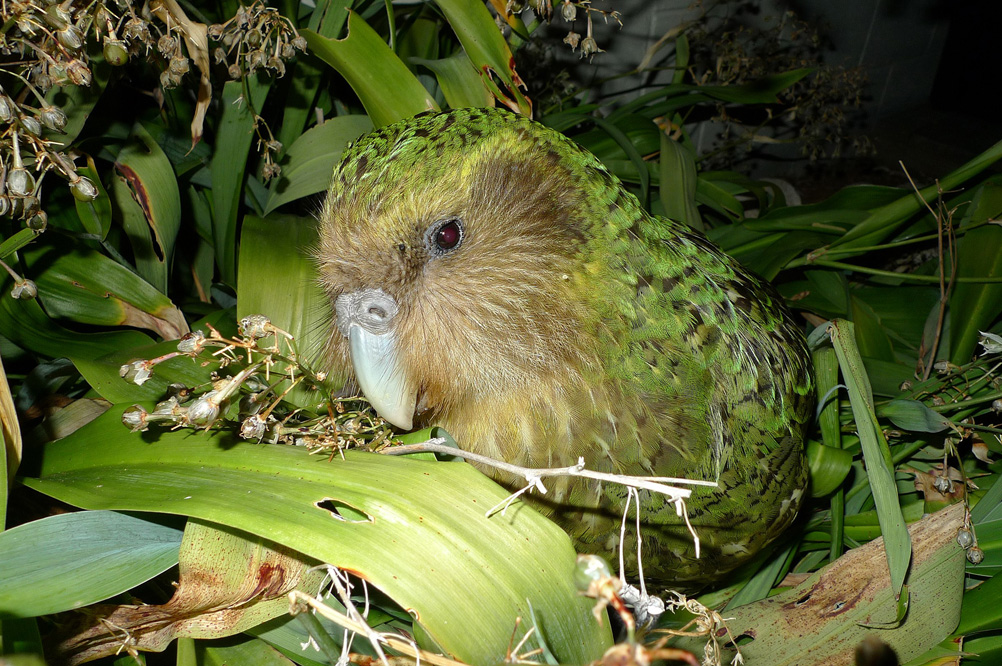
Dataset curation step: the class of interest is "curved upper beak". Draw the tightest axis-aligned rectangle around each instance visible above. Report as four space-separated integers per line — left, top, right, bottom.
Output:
334 288 417 430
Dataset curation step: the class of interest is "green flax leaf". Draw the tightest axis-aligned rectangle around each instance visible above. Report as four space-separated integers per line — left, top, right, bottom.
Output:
22 406 612 665
0 511 182 619
263 116 373 215
210 76 272 285
111 122 182 293
302 13 439 129
949 178 1002 364
412 52 494 110
433 0 531 115
828 319 912 598
659 133 703 231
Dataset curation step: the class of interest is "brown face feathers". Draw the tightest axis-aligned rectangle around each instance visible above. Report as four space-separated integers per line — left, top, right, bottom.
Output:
317 113 608 425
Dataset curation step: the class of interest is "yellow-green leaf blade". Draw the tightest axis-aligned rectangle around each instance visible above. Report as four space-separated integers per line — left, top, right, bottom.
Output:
302 13 439 128
22 406 612 665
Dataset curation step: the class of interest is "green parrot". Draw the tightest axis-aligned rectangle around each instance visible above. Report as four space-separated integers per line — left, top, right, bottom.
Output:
316 107 815 586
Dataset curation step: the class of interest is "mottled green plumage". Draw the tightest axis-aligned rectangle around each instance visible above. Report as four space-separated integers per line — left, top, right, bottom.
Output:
317 107 814 586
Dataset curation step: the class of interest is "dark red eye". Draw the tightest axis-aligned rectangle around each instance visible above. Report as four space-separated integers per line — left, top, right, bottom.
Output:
426 218 464 256
436 221 460 249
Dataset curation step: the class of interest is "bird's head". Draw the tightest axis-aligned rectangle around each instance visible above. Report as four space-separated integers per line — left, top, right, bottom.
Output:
316 108 629 430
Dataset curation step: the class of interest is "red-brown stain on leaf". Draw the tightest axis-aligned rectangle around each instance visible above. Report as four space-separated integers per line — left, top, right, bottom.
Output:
115 162 165 260
250 562 287 598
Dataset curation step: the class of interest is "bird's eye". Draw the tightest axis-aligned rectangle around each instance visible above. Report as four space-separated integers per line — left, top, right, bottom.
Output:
425 218 464 256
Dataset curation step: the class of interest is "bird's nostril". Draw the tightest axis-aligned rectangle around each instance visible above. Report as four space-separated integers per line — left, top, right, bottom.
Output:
368 306 387 320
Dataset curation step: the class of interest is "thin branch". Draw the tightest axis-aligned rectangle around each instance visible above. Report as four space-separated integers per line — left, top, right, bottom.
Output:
385 438 710 567
384 440 716 500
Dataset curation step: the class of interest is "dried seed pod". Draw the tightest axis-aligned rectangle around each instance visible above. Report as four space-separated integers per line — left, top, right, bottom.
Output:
187 390 222 426
169 56 190 76
124 17 151 43
967 546 984 565
27 210 47 232
0 96 14 123
66 61 92 85
7 168 36 197
932 475 952 493
40 106 67 131
561 1 577 22
240 314 272 339
122 405 151 432
44 5 71 30
11 279 38 300
956 528 974 549
70 176 99 201
57 25 84 50
158 34 178 55
177 330 206 354
19 115 42 136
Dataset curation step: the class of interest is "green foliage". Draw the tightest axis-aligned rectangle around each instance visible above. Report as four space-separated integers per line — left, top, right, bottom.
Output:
2 1 1002 665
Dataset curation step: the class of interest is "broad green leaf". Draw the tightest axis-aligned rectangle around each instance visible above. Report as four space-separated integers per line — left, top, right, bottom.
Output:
270 0 352 152
968 478 1002 573
860 356 915 397
412 51 494 110
850 295 895 361
695 176 744 220
949 179 1002 365
879 399 957 434
828 320 912 597
252 612 342 664
805 271 849 315
955 570 1002 634
434 0 531 115
688 504 964 665
829 138 1002 254
302 13 439 129
962 633 1002 664
806 440 852 498
735 230 832 281
23 242 187 340
55 520 325 664
111 122 182 293
72 311 236 404
0 229 35 262
196 637 297 666
398 15 440 68
697 69 813 104
609 70 812 121
0 511 182 619
0 292 151 362
659 134 703 231
237 214 333 405
22 406 612 665
590 115 651 207
724 543 795 610
211 76 272 285
971 470 1002 525
0 617 44 662
852 286 941 351
263 116 373 215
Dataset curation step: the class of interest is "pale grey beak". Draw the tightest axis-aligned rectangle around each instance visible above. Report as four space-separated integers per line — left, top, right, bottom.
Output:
334 288 416 430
